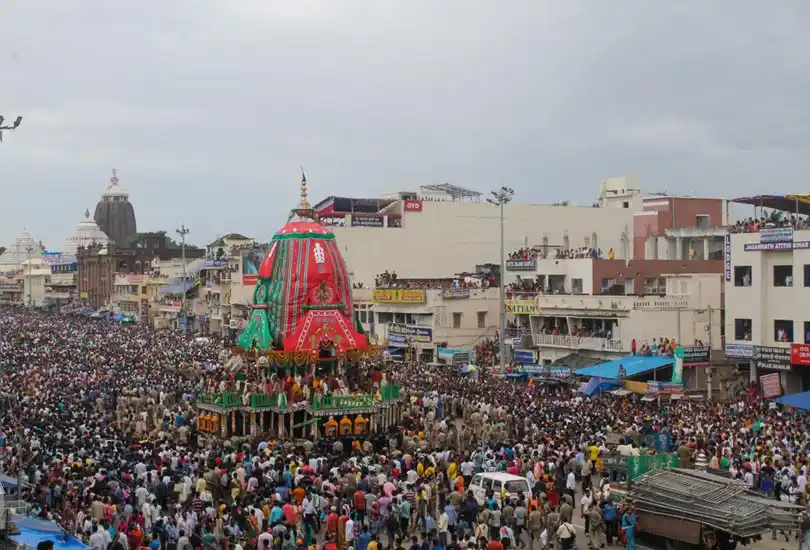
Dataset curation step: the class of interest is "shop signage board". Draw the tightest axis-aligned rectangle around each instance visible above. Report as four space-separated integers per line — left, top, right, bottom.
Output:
791 343 810 366
744 241 810 251
754 345 792 371
506 259 537 271
760 372 782 399
726 343 754 359
403 200 423 211
504 299 539 315
372 289 426 304
682 345 711 366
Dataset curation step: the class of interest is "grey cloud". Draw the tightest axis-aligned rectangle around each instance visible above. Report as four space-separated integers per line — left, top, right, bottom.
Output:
1 0 809 248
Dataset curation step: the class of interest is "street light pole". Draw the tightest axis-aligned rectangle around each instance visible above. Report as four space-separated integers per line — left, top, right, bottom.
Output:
487 187 515 373
0 115 23 142
176 224 190 332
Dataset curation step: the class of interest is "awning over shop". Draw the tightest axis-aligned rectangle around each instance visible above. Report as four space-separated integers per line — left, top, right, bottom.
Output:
575 355 674 379
731 194 810 215
774 390 810 411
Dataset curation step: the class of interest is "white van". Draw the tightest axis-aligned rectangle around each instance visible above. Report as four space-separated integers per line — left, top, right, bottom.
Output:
469 472 531 506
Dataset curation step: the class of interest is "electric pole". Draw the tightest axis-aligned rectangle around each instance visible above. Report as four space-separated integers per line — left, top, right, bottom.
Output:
0 115 23 142
487 186 515 373
176 224 190 332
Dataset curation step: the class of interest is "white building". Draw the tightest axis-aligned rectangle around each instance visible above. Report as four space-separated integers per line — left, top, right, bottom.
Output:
0 230 45 271
316 177 643 286
724 226 810 394
505 268 723 392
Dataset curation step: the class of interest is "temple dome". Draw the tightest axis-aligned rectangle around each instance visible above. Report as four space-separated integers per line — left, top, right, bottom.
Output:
62 209 110 258
101 168 129 199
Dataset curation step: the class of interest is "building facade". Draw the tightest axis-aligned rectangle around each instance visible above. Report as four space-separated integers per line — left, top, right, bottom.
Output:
724 227 810 394
315 177 643 286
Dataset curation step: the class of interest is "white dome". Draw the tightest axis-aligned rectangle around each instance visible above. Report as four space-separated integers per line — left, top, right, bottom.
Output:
62 209 110 258
0 230 43 268
101 168 129 199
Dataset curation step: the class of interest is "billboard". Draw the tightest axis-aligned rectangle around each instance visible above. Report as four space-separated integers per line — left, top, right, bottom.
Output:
682 345 711 366
760 372 782 399
760 227 793 244
403 200 423 212
442 288 471 299
351 215 384 227
372 289 426 304
388 323 433 343
744 241 810 251
241 249 266 286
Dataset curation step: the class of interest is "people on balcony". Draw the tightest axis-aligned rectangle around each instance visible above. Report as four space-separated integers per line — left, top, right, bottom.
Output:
730 212 808 233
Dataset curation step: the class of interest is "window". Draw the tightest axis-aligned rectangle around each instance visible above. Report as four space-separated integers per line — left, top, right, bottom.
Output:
394 313 406 323
623 201 629 208
805 322 810 344
774 265 793 287
804 265 810 287
359 310 367 323
572 278 583 294
734 266 752 287
696 215 710 229
477 312 487 329
453 312 462 329
377 312 393 324
734 318 752 341
774 320 793 343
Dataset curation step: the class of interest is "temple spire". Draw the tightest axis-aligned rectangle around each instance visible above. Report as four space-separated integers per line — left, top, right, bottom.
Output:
298 166 310 210
110 168 119 186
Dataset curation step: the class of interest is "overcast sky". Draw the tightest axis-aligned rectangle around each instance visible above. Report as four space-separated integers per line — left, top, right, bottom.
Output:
1 1 809 249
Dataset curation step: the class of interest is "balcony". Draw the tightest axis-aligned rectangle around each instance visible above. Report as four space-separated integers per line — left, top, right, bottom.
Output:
111 293 140 303
534 295 690 313
534 333 625 352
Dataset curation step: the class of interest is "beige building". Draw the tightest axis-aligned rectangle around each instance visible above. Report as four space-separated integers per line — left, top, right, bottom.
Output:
317 177 643 286
350 286 501 361
724 227 810 394
506 270 723 391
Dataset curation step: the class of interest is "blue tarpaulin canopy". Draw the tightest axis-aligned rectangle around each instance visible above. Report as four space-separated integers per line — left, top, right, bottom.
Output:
12 515 90 550
581 377 621 397
774 391 810 410
575 355 674 379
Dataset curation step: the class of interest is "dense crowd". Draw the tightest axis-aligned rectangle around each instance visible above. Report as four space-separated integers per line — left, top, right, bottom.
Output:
2 308 810 550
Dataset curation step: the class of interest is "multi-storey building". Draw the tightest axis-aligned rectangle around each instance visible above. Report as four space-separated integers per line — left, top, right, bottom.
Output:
313 177 643 286
724 196 810 394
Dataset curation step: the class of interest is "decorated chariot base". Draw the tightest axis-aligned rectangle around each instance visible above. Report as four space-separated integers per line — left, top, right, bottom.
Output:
195 173 406 441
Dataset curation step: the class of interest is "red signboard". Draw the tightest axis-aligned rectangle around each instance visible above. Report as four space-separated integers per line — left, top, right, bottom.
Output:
760 372 782 399
791 343 810 366
403 199 423 212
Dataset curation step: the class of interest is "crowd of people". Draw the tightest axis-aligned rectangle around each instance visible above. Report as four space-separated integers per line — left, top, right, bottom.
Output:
2 308 810 550
729 213 808 234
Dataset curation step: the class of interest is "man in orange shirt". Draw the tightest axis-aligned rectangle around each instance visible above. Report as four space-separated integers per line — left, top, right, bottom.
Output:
354 488 367 524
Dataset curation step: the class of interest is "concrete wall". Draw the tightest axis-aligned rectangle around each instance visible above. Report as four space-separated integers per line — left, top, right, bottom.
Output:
332 200 636 286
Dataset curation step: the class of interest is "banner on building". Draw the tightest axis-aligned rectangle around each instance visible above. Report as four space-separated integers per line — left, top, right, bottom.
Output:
724 233 731 281
760 372 782 399
682 345 711 366
388 323 432 343
241 248 266 286
403 200 423 212
760 227 794 244
442 288 470 299
754 345 792 371
351 215 384 227
505 299 538 315
506 259 537 271
791 343 810 366
672 347 684 384
514 349 535 365
647 381 684 395
372 289 426 304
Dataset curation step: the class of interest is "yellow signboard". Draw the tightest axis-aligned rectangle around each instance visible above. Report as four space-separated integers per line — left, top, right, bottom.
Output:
80 292 89 300
504 299 538 315
373 289 426 304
